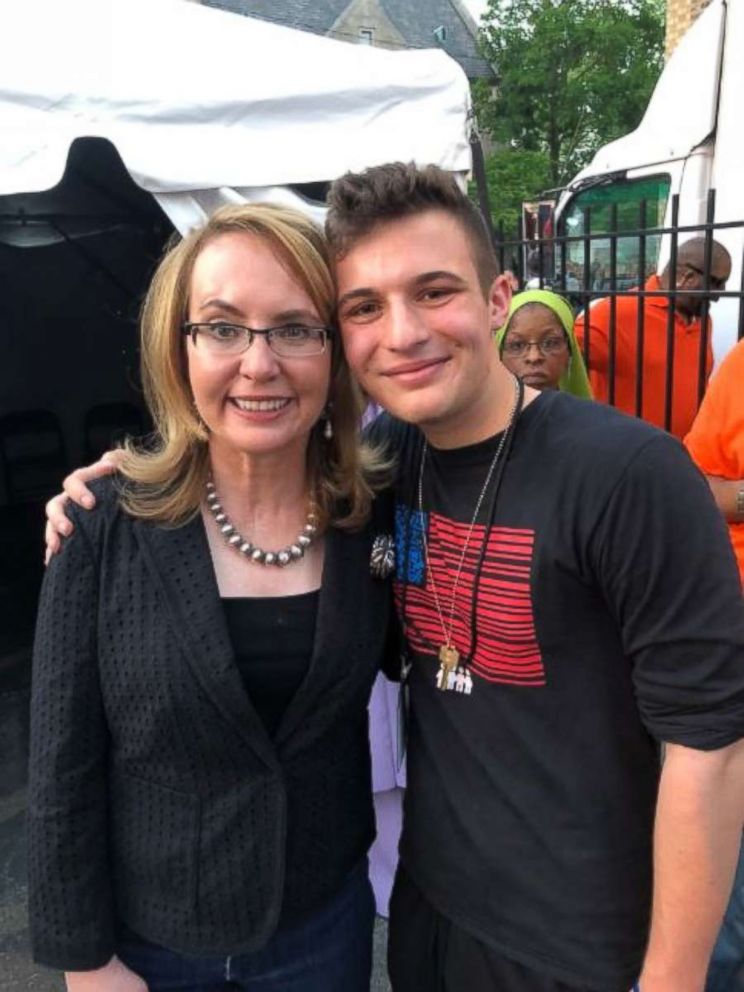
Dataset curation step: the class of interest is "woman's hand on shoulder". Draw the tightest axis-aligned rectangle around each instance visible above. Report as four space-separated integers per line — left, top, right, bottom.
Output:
65 955 148 991
44 450 124 564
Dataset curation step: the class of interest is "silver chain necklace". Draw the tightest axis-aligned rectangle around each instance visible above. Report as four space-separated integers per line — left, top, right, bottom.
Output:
417 376 521 691
205 480 318 567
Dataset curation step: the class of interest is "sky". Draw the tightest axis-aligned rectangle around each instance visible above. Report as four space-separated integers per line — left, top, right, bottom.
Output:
462 0 488 23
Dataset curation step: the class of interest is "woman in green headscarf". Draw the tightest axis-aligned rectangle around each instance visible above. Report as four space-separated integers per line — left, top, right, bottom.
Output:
495 289 592 398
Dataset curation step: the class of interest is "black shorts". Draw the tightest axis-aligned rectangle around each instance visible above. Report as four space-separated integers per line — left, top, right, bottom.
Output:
388 866 622 992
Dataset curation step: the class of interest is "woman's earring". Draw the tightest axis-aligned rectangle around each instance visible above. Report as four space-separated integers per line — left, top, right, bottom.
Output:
322 402 334 440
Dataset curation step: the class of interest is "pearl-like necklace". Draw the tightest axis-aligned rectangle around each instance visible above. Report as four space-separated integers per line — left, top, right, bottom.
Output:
205 480 318 567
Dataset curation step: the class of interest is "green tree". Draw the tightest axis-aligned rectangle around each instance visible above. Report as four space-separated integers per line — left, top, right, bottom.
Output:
476 0 665 189
472 148 552 232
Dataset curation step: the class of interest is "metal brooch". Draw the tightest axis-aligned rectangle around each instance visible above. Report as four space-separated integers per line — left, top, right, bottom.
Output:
370 533 396 579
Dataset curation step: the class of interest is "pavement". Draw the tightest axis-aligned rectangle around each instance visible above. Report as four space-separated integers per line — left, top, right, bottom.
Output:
0 652 62 991
0 653 391 991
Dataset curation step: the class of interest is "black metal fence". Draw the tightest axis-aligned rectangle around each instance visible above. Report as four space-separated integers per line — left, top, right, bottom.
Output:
493 189 744 433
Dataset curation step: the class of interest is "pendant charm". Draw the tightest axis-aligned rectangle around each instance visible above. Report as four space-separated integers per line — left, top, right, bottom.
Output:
370 533 396 579
439 642 459 668
436 659 473 695
436 643 459 691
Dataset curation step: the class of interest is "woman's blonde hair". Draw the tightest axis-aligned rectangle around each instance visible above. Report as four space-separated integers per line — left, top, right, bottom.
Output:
119 203 383 531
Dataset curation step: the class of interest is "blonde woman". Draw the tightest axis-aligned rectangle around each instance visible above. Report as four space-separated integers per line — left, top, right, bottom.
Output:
28 205 394 992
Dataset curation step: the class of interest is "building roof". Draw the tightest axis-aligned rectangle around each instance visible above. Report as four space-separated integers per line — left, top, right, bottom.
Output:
205 0 348 36
203 0 494 79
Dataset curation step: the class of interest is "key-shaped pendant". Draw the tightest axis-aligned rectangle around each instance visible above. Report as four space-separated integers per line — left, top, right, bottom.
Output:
437 643 459 691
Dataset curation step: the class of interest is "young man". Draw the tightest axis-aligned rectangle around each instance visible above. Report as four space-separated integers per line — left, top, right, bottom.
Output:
48 164 744 992
326 164 744 992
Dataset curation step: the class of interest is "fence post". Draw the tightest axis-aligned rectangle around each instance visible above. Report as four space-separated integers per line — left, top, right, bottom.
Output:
697 189 716 402
739 245 744 342
607 203 619 407
634 199 648 418
663 194 681 432
581 207 592 366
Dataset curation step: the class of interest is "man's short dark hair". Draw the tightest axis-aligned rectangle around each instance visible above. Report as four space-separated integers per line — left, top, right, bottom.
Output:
662 236 732 284
326 162 499 295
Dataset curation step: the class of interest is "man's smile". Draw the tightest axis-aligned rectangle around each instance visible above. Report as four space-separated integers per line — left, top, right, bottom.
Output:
381 357 450 382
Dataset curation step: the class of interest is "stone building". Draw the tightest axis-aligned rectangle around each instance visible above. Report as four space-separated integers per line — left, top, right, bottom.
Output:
666 0 713 56
200 0 494 82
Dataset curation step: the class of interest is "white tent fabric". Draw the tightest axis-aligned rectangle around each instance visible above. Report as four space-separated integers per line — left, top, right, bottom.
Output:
0 0 472 231
155 186 329 235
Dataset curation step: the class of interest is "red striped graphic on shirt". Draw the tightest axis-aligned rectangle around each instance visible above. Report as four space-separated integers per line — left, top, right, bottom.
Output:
395 513 545 686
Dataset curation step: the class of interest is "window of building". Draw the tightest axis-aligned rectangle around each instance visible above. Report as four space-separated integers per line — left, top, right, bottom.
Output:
359 28 374 45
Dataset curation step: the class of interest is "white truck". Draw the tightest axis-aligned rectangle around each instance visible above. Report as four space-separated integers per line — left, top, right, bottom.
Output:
554 0 743 364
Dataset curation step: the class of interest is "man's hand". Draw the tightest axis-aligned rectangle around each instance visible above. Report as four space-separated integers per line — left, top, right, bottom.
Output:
45 451 124 563
65 955 148 991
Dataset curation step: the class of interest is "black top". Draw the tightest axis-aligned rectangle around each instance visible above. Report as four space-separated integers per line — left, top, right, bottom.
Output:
221 589 332 925
222 592 319 740
28 477 393 969
368 392 744 990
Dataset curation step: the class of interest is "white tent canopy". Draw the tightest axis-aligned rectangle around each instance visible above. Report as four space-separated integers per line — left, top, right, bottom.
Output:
0 0 472 230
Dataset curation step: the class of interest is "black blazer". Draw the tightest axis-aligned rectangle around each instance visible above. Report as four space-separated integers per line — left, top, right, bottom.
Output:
27 478 394 970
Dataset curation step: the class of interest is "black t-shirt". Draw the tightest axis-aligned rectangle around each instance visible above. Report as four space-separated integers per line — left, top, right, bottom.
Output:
368 391 744 991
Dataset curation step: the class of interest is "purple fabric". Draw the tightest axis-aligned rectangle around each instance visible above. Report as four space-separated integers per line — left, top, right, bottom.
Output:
369 790 403 918
369 674 406 792
368 674 406 916
361 402 383 429
363 400 400 914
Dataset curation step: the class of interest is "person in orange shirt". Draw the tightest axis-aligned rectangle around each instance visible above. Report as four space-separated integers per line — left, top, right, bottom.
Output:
685 336 744 584
685 337 744 992
575 238 731 438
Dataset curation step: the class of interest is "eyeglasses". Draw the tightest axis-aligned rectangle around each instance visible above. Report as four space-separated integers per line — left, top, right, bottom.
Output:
683 265 727 291
502 335 568 358
183 322 333 358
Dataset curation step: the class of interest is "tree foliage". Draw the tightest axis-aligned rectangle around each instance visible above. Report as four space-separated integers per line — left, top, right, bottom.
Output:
473 148 552 232
476 0 665 189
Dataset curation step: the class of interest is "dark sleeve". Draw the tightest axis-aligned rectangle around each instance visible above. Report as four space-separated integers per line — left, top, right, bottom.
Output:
369 484 403 682
27 506 115 970
592 433 744 749
381 602 404 682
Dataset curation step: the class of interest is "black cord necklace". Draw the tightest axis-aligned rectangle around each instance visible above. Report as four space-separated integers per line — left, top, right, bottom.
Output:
402 376 524 692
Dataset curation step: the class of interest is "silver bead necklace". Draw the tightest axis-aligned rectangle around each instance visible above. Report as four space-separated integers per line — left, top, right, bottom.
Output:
205 480 318 567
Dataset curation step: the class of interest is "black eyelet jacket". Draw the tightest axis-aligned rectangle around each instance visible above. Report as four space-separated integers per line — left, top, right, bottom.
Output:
27 477 395 970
